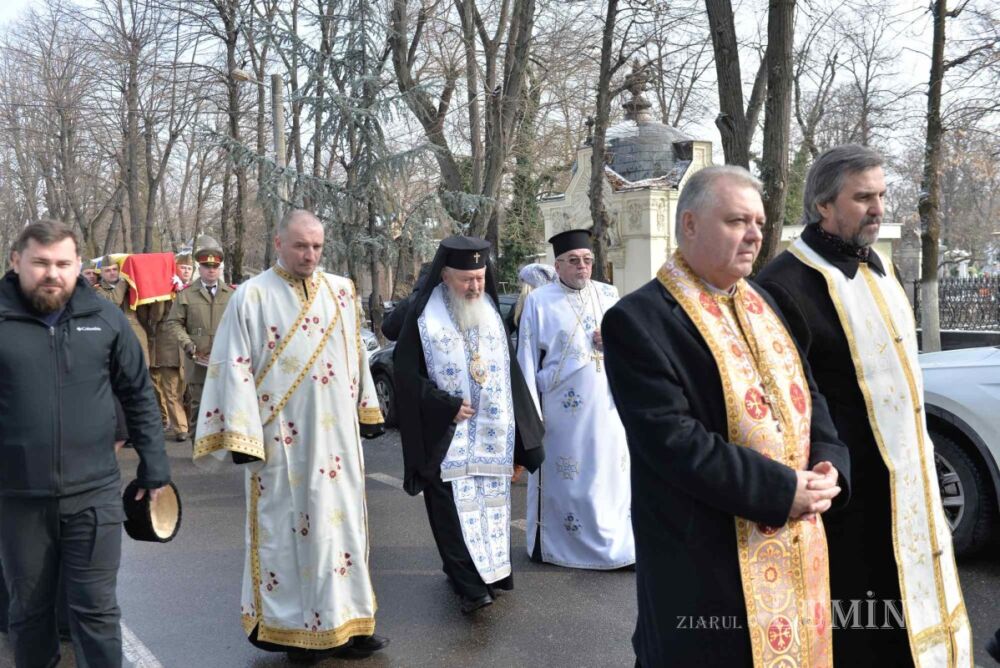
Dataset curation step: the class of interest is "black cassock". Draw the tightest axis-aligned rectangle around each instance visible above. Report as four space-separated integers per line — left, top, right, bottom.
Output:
602 276 850 668
758 224 913 666
393 240 544 601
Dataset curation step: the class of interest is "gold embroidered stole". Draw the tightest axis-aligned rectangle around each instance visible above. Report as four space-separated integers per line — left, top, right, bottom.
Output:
658 254 832 668
255 268 348 428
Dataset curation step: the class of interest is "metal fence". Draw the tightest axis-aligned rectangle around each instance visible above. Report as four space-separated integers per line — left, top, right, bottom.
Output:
913 276 1000 331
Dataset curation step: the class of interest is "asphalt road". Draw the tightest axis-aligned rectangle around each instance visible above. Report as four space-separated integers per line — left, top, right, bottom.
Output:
2 429 999 667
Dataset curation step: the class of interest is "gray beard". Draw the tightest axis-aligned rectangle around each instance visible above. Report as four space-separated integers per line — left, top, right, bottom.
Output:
448 290 493 333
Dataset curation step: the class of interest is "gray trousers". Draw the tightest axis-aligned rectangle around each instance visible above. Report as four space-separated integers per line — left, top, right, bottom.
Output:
0 482 124 668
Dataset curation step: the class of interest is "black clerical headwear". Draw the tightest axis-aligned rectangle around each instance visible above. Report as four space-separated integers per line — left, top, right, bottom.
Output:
441 236 490 270
548 229 593 258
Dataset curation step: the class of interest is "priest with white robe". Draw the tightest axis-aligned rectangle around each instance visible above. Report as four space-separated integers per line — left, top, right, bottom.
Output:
193 209 388 664
394 236 544 615
516 230 634 569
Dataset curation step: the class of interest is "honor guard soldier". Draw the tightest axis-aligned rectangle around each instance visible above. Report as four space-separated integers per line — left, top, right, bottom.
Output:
95 254 151 364
165 236 234 433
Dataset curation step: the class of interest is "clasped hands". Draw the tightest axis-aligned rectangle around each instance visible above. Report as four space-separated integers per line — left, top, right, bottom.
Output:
789 461 841 522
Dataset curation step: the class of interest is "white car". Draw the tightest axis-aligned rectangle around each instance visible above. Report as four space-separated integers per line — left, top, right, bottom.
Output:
921 345 1000 556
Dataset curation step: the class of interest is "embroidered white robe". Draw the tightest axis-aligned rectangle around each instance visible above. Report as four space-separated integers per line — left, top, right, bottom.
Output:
193 266 383 650
517 280 635 569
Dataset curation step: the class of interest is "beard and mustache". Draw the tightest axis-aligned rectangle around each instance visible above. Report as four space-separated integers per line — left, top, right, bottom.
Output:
849 215 881 248
447 287 494 333
27 279 72 314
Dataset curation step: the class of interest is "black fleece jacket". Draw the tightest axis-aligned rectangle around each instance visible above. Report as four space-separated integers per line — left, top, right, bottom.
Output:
0 271 169 497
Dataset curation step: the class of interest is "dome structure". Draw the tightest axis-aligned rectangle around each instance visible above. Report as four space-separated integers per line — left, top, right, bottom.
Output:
602 62 691 184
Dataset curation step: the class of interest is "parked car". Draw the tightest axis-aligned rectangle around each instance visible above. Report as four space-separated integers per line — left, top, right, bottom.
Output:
361 327 378 352
370 294 518 427
921 345 1000 556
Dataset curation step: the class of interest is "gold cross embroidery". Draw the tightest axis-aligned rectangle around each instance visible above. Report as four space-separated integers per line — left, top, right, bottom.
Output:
758 382 784 432
473 252 481 263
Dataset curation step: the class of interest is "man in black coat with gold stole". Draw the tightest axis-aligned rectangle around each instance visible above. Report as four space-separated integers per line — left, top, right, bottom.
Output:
603 166 850 667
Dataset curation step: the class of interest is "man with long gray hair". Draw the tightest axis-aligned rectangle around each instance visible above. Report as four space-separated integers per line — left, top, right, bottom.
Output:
758 145 971 666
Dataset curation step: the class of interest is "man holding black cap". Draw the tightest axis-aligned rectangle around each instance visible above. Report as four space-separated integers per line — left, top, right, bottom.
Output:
165 235 234 435
394 236 545 614
516 229 634 570
0 220 169 668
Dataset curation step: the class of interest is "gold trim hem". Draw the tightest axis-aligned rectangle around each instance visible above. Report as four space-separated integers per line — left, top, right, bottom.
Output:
193 431 265 460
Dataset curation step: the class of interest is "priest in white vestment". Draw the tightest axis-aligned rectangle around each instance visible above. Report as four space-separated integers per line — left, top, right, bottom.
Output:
516 230 634 569
193 210 388 663
394 236 544 615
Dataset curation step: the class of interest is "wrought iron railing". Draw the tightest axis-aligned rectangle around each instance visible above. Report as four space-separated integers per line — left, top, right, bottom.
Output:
913 276 1000 331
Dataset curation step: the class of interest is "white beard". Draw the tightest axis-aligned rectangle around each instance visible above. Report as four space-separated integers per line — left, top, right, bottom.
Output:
448 289 494 333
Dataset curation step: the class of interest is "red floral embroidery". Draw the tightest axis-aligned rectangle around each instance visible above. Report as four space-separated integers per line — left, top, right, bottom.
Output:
789 382 807 415
292 512 310 537
767 616 793 652
699 292 722 317
336 552 354 576
264 571 279 592
745 292 764 314
266 325 282 350
319 455 342 481
273 421 299 447
311 360 335 386
203 407 225 428
232 355 252 383
744 387 769 420
757 523 779 536
306 611 322 631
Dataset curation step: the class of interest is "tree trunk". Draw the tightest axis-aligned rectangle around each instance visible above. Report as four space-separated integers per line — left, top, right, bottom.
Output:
753 0 795 273
588 0 619 283
126 43 144 251
222 3 247 282
458 0 483 194
705 0 751 168
917 0 947 352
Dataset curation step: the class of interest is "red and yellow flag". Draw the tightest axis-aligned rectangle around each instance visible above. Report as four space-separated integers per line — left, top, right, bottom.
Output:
120 253 177 309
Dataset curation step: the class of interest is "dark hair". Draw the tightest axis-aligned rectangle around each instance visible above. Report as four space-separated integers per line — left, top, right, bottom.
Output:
13 219 79 254
802 144 884 225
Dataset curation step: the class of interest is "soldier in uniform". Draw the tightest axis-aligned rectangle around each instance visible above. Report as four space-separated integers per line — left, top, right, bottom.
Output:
165 237 234 432
94 255 150 365
147 252 192 441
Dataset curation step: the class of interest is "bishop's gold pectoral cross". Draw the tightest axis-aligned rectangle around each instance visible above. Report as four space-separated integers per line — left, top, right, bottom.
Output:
591 349 603 372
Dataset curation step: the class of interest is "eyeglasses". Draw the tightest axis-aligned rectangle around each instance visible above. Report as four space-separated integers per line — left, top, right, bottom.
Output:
560 256 594 267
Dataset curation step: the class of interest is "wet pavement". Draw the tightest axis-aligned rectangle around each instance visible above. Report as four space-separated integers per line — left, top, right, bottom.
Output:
2 428 998 666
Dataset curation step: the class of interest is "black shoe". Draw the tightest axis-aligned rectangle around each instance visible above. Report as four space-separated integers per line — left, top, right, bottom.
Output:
286 649 319 665
175 431 189 442
342 634 389 658
987 627 1000 662
460 593 494 615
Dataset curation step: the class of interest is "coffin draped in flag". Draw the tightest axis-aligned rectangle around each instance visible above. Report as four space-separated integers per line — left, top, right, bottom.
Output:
119 253 178 309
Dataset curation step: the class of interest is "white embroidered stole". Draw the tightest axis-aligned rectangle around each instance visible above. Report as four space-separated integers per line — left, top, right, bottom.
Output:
418 285 515 480
790 239 971 667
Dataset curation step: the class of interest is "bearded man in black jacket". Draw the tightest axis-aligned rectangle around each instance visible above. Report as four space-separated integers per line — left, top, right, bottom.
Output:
0 220 170 668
